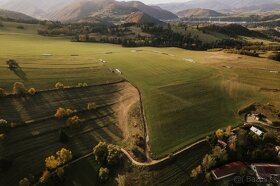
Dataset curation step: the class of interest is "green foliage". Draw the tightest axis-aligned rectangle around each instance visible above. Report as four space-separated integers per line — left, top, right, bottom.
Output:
93 142 122 166
93 142 108 164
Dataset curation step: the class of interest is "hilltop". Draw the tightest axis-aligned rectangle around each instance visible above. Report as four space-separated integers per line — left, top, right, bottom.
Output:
177 8 225 18
0 9 36 21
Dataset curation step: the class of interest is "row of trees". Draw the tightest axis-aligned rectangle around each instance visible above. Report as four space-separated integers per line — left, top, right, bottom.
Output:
19 148 72 186
0 82 36 97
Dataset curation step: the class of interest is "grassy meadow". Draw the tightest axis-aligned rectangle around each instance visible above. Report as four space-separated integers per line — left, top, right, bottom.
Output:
1 21 280 160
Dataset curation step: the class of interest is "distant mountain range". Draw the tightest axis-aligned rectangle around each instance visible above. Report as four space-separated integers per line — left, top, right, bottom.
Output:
177 8 225 18
156 0 280 13
0 0 178 23
0 8 36 21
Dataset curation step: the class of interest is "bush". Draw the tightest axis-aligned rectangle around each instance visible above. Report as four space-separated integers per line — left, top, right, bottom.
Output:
13 82 27 95
28 88 36 95
99 167 109 182
77 82 88 87
269 52 280 62
87 102 97 110
55 82 64 89
19 178 30 186
66 116 81 126
93 142 108 164
0 88 6 97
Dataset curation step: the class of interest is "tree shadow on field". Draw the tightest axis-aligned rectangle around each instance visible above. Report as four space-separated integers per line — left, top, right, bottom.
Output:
12 68 28 81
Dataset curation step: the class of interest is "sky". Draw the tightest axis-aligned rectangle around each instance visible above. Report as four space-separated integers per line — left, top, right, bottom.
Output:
118 0 191 5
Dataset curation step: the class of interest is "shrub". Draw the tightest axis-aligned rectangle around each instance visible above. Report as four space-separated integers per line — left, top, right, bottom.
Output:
28 88 36 95
39 170 50 183
77 82 88 87
0 119 8 127
55 82 64 89
99 167 109 182
87 102 97 110
269 52 280 62
19 178 30 186
13 82 27 95
66 116 81 126
0 88 6 97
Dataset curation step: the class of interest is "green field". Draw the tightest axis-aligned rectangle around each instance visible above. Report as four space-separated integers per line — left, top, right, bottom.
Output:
1 21 280 160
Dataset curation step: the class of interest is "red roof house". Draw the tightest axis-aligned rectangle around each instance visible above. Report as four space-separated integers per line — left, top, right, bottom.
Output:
211 161 247 180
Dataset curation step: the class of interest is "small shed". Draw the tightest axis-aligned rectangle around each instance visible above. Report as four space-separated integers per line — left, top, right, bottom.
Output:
250 126 264 137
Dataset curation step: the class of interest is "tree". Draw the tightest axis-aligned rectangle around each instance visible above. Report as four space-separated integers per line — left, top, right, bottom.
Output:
19 178 30 186
54 108 74 119
269 52 280 62
107 144 122 165
202 154 216 170
190 165 202 179
205 172 212 183
28 88 36 95
56 148 72 164
0 119 8 127
55 82 64 89
66 116 81 126
212 146 228 162
93 142 108 164
39 170 50 183
99 167 109 182
215 129 224 140
87 102 97 110
13 82 27 95
0 88 6 97
0 133 6 141
45 155 61 169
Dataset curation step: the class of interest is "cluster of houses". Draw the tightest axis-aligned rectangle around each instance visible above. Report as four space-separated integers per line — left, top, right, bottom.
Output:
212 162 280 184
211 111 280 185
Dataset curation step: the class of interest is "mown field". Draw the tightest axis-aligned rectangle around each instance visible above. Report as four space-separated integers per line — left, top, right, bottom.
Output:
1 21 280 161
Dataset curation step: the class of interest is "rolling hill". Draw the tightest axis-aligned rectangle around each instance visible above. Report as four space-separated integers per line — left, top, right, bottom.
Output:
125 11 161 24
0 9 36 21
177 8 225 18
47 0 177 23
157 0 280 13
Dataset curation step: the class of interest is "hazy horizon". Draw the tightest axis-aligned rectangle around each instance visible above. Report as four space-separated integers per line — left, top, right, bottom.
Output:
118 0 190 4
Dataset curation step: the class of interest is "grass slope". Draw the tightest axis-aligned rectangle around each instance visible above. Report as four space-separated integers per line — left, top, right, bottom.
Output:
1 22 280 159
